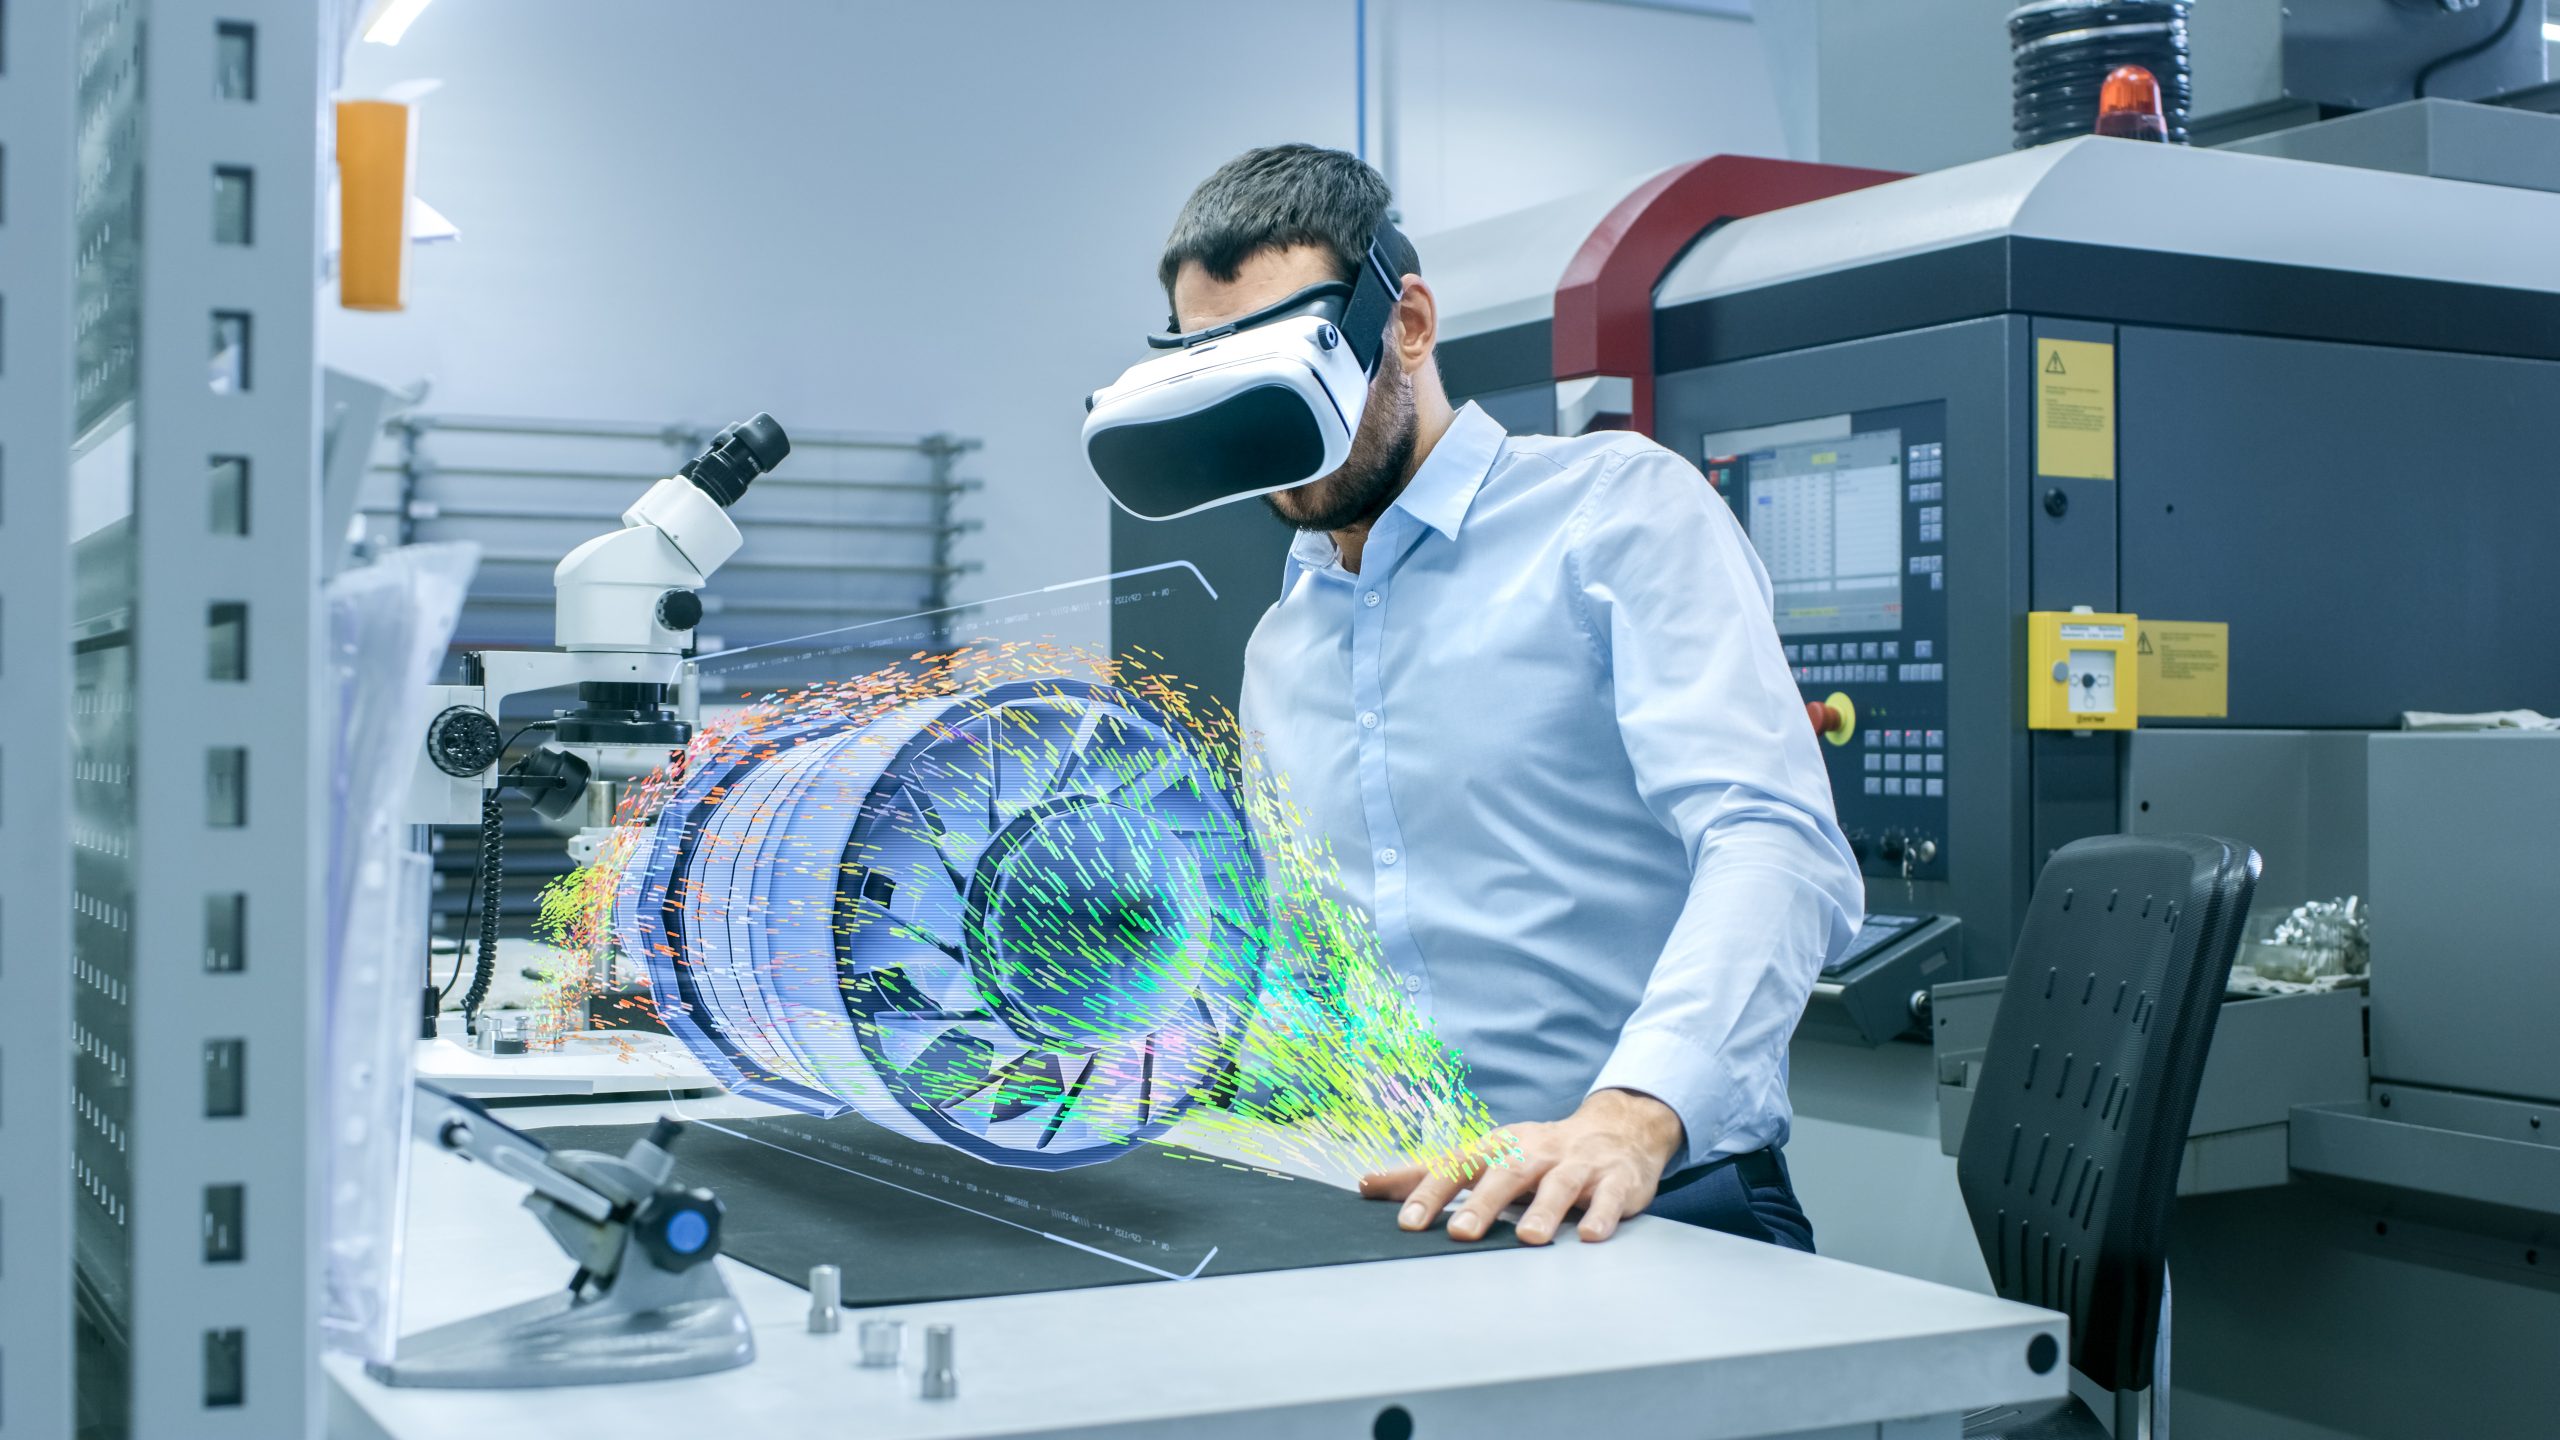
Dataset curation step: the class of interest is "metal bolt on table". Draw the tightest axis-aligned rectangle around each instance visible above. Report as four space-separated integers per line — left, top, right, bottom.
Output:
920 1325 957 1399
806 1265 842 1334
858 1319 903 1369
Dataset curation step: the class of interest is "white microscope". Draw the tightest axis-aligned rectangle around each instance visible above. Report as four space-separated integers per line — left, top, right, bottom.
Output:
409 412 789 1035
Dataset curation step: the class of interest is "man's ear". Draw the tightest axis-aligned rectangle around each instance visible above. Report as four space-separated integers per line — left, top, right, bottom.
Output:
1391 275 1438 372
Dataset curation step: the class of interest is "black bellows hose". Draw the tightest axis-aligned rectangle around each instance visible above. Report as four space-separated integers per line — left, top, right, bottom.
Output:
461 791 504 1032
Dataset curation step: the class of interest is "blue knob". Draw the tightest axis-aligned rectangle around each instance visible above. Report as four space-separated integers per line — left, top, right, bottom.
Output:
664 1208 711 1255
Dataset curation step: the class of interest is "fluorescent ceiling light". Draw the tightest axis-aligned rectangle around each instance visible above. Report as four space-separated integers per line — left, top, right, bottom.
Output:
2544 20 2560 44
363 0 437 46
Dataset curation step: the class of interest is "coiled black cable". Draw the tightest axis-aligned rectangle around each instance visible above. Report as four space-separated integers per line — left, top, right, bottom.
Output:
460 790 504 1033
2415 0 2527 100
446 718 554 1034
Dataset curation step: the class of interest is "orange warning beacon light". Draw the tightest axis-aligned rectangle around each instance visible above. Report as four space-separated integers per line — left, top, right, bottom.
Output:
2096 64 2168 143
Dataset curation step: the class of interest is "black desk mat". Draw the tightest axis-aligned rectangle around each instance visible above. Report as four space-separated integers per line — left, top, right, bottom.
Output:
532 1113 1516 1306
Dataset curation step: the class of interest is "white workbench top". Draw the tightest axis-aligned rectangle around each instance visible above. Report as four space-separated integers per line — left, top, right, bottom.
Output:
328 1094 2064 1440
413 1030 713 1097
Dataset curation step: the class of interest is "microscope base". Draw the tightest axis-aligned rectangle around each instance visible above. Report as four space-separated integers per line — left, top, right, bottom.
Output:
364 1267 753 1389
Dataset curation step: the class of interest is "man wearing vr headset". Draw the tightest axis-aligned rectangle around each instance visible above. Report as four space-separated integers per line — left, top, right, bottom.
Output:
1091 146 1860 1250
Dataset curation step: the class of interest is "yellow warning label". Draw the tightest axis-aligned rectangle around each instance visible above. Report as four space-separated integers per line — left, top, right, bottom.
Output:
2035 338 2115 480
2137 620 2228 718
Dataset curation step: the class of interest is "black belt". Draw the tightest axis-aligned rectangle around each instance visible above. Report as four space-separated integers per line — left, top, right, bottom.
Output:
1662 1145 1786 1195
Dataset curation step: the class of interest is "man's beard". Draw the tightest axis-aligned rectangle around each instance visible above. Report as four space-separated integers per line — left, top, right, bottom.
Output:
1265 346 1418 534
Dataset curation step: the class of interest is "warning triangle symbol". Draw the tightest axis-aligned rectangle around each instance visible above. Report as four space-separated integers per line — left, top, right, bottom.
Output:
2138 632 2155 655
2044 350 2067 375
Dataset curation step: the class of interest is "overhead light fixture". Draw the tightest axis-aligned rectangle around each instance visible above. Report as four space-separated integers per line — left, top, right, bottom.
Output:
2544 20 2560 44
361 0 437 46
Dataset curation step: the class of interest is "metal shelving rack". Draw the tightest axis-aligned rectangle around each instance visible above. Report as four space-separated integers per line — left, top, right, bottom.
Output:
129 4 330 1433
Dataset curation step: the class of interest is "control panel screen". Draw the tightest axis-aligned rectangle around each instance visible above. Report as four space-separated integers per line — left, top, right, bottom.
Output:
1741 429 1904 636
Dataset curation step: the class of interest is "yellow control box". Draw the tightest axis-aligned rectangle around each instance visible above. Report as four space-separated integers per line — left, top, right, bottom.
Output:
2027 611 2140 730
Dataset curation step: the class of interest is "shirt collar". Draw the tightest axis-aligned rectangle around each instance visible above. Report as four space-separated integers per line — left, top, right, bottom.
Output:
1279 402 1506 591
1284 524 1341 584
1392 401 1504 541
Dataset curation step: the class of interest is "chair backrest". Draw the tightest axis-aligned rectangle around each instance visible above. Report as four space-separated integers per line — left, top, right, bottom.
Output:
1957 833 2258 1395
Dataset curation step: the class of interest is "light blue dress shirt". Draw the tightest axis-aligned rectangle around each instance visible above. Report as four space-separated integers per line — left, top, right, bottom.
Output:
1240 402 1864 1170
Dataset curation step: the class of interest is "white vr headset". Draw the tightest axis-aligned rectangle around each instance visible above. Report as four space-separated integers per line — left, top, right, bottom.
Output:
1083 225 1411 522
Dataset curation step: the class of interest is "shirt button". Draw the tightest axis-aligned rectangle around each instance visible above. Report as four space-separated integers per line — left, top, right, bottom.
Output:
1378 847 1400 867
1403 974 1422 993
1359 710 1380 729
1363 590 1382 608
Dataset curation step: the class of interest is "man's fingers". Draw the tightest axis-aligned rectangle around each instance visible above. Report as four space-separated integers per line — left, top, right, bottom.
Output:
1473 1128 1529 1171
1397 1169 1467 1232
1358 1167 1426 1202
1577 1172 1634 1243
1512 1166 1591 1247
1448 1163 1542 1242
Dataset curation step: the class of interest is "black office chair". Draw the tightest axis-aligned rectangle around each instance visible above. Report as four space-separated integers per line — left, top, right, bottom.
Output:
1957 834 2258 1440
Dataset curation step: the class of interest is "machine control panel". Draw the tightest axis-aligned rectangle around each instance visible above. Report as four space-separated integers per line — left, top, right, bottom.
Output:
1706 403 1950 881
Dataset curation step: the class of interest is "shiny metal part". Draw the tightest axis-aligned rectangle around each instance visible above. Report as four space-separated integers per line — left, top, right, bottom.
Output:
857 1319 903 1369
806 1265 842 1333
920 1324 957 1399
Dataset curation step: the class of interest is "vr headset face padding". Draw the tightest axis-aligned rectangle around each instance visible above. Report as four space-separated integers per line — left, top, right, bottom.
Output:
1083 225 1410 522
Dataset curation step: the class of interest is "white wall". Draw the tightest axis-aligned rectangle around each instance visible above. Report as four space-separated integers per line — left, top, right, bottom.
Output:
1377 0 1785 230
327 0 1784 646
1752 0 2015 174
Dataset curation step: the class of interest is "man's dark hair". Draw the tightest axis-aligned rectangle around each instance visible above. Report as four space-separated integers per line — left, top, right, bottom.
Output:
1158 144 1418 304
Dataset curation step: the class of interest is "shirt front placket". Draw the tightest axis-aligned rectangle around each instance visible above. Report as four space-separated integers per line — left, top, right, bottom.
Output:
1346 512 1434 1011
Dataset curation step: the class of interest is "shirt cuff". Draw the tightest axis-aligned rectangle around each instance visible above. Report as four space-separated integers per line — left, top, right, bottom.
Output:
1589 1026 1731 1176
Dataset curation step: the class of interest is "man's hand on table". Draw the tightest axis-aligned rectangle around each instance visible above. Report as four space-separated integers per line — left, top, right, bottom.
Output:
1357 1088 1685 1246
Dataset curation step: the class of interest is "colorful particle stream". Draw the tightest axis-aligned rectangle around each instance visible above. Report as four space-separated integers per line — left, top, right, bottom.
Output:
534 642 1505 1181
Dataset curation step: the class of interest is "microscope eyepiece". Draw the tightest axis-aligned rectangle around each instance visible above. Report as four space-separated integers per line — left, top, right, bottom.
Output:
681 412 791 507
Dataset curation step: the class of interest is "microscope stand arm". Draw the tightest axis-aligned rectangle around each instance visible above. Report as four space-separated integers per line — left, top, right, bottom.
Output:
411 1080 614 1225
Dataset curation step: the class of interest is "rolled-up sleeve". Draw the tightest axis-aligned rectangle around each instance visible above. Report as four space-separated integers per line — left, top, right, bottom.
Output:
1567 447 1865 1170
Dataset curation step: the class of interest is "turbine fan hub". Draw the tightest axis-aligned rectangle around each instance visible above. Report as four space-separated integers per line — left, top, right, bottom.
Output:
963 796 1210 1048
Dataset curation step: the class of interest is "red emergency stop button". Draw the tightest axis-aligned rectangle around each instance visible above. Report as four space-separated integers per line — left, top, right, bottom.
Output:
1807 691 1858 746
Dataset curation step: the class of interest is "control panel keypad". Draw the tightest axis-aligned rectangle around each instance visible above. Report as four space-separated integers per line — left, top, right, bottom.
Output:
1715 408 1950 882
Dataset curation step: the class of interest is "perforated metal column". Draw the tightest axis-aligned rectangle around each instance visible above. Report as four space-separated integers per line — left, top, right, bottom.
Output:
121 3 326 1434
0 5 83 1436
67 3 147 1429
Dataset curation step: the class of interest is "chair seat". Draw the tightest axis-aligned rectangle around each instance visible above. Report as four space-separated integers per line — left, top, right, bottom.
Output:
1962 1391 2110 1440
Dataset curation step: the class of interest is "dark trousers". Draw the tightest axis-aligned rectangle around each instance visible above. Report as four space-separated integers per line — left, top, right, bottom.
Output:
1648 1147 1814 1252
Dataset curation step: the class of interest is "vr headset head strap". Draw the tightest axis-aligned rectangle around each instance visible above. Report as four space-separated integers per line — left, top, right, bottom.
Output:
1145 221 1412 371
1148 281 1350 351
1340 221 1410 374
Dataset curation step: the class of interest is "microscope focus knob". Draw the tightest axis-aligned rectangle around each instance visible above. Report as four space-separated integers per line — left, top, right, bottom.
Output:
425 705 504 778
656 589 705 632
634 1186 724 1273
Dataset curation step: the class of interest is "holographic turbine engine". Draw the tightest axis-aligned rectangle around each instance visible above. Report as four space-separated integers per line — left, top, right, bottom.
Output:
615 679 1264 1169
